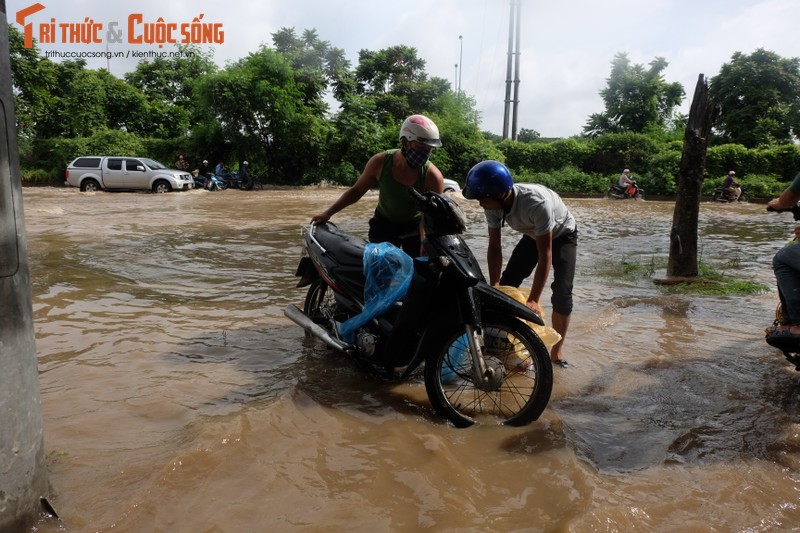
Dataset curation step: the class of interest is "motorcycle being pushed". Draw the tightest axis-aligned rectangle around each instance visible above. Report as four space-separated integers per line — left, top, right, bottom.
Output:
284 188 553 428
607 181 644 200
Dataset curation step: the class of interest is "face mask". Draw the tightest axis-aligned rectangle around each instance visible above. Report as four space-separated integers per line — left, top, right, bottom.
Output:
402 145 431 168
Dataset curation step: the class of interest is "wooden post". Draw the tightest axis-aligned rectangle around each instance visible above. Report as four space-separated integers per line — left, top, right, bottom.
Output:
667 74 719 277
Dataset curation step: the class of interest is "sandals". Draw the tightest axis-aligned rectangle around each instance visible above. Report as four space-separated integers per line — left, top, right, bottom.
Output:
766 325 800 352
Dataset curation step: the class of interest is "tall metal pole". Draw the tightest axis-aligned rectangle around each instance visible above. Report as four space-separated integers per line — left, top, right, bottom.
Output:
454 63 458 92
458 35 463 94
511 0 522 140
502 0 515 139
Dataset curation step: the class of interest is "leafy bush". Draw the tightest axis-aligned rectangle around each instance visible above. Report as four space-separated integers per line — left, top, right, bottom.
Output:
19 167 56 183
639 149 681 195
700 172 785 198
706 143 800 183
515 166 606 194
582 132 661 175
21 129 148 182
305 161 358 186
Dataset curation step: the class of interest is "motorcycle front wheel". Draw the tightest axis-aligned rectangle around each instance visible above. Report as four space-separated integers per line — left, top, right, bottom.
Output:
424 313 553 428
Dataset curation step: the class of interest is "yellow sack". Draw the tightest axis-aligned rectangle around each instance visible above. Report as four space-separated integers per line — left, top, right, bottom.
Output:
494 286 562 351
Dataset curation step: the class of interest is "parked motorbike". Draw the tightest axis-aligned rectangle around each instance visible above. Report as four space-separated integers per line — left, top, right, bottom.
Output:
607 182 644 200
712 185 750 202
765 202 800 368
284 188 553 428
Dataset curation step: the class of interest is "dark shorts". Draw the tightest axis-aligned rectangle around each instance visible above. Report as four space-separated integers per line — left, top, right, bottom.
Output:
498 229 578 315
368 211 421 257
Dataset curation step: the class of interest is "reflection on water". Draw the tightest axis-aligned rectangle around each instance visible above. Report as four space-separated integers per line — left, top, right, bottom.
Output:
22 187 800 531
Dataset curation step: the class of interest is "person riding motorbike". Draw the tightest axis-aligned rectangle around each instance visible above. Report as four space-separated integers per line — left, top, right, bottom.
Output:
722 171 742 201
618 169 634 190
610 168 639 198
237 161 253 189
310 114 445 256
766 172 800 343
197 159 212 189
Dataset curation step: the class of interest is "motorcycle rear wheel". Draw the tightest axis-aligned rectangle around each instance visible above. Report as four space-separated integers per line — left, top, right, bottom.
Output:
303 279 338 329
424 313 553 428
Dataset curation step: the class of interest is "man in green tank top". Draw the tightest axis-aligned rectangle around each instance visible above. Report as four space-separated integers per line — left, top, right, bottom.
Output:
311 114 445 256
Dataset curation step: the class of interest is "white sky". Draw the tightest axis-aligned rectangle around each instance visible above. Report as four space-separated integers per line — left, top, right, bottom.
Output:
7 0 800 138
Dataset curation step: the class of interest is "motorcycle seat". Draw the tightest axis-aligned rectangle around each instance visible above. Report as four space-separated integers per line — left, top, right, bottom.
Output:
313 223 367 267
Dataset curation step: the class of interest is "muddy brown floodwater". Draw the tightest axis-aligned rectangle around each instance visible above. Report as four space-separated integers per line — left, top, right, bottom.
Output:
19 186 800 532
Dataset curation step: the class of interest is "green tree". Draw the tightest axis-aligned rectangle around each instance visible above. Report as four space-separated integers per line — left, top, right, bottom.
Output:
9 25 67 139
194 46 330 182
272 28 354 106
517 128 541 143
124 44 216 133
124 45 217 106
710 48 800 147
323 95 385 183
584 53 684 136
354 45 449 123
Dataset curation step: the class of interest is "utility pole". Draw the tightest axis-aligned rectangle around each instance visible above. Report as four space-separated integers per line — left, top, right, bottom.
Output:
458 35 463 94
502 0 521 140
454 63 458 92
511 1 521 140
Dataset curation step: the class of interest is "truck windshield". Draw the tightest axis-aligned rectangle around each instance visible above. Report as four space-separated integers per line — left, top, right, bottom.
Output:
142 158 166 170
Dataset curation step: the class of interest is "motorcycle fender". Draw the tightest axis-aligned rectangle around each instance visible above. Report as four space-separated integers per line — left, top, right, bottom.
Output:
472 283 545 326
294 256 319 288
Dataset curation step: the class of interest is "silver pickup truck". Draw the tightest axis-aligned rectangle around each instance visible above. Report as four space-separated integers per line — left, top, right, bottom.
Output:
65 156 194 193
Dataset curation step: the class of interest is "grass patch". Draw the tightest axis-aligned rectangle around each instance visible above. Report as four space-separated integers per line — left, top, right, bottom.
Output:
591 256 660 281
591 256 770 296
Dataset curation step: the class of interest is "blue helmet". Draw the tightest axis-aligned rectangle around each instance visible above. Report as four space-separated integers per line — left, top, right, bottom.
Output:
463 161 514 200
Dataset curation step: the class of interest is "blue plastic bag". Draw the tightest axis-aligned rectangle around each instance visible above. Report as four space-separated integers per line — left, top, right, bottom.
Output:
339 242 414 343
441 334 468 384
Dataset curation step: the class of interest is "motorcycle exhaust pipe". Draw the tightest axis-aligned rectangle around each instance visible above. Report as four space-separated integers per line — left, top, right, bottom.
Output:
284 304 351 353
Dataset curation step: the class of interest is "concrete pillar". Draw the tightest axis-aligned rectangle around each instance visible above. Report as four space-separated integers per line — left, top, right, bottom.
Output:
0 1 50 530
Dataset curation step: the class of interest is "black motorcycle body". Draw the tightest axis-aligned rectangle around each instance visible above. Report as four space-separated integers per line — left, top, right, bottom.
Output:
193 174 211 190
224 170 255 190
607 182 644 200
765 202 800 368
284 189 553 427
712 185 750 202
195 171 260 191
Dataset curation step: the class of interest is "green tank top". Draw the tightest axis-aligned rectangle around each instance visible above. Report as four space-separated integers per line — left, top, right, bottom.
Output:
375 149 430 222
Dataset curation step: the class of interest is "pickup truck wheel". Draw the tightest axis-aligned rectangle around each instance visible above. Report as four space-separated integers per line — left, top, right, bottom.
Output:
80 178 100 192
152 180 172 193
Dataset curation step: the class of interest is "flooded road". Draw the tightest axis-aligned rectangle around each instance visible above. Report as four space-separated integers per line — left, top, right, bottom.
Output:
21 186 800 531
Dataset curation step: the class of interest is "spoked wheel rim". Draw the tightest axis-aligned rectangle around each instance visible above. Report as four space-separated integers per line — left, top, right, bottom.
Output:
303 279 338 329
425 313 553 428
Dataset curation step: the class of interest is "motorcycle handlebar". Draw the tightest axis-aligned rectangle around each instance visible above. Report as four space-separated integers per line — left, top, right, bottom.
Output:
767 203 800 221
407 186 427 204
